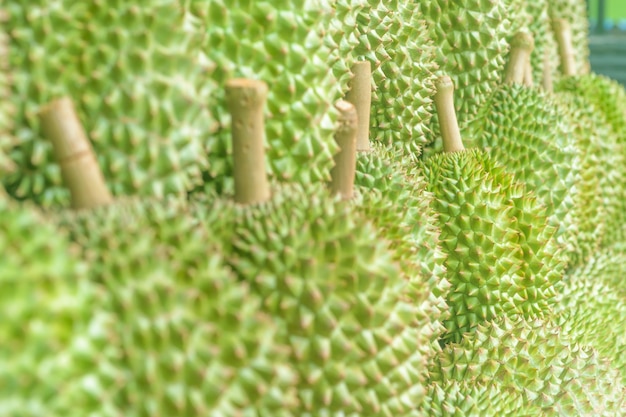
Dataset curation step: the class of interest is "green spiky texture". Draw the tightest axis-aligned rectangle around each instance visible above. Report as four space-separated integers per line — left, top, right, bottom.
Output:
430 316 626 415
0 196 91 415
421 0 510 143
223 182 433 415
421 379 543 416
5 0 212 206
354 143 450 361
548 0 590 76
0 10 15 175
420 149 564 344
330 1 438 153
183 0 341 194
556 245 626 386
53 197 298 415
555 74 626 246
524 0 559 86
465 84 586 265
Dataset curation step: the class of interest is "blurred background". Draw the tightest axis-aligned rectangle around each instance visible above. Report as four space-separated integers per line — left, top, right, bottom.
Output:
587 0 626 85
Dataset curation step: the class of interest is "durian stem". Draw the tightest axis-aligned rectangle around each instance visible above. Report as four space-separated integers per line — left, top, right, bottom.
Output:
330 100 358 200
524 58 534 87
504 31 535 85
39 97 112 210
345 61 372 152
434 76 464 153
552 19 577 77
225 79 271 205
542 47 554 92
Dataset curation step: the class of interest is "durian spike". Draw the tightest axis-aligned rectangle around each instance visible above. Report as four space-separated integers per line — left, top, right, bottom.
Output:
434 76 464 153
552 18 577 77
330 100 358 200
345 61 372 152
39 97 112 210
225 79 271 205
504 31 535 86
542 47 554 92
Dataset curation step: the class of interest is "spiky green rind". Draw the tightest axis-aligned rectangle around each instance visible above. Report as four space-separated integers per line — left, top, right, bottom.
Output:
556 246 626 386
53 197 297 415
0 197 91 415
421 379 543 416
331 1 438 153
5 0 212 205
430 316 626 415
524 1 560 85
555 74 626 246
0 10 15 175
354 143 450 369
421 0 510 141
548 0 591 76
183 0 341 194
465 85 583 264
223 182 432 415
420 149 564 344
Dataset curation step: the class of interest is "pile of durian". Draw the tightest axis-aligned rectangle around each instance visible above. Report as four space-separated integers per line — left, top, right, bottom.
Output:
4 0 626 415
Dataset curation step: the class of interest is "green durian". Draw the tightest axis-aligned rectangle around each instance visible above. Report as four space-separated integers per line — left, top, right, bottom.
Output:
201 181 435 415
556 245 626 386
354 142 450 360
183 0 341 193
0 194 92 415
548 0 591 76
0 10 14 174
421 379 543 416
420 77 564 344
421 0 511 141
464 36 600 266
429 316 626 415
330 0 438 153
5 0 212 205
555 74 626 246
53 196 298 415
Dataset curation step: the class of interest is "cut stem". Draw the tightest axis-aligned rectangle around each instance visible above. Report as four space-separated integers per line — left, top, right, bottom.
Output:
552 18 577 77
39 97 112 210
345 61 372 151
434 76 464 153
542 47 554 92
524 57 534 87
504 31 535 85
330 100 358 200
225 79 271 205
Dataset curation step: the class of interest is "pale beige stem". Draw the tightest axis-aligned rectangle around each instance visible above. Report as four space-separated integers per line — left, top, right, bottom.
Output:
524 57 534 87
39 97 112 210
225 79 271 205
345 61 372 151
504 31 535 85
434 76 464 153
330 100 358 200
542 47 554 92
552 18 577 77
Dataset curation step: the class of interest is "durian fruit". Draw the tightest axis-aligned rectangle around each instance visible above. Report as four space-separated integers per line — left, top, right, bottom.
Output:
330 0 439 153
520 0 560 89
0 193 93 415
429 316 626 415
53 196 300 415
0 9 15 174
556 245 626 386
548 0 591 76
5 0 212 205
551 19 626 246
420 76 564 344
421 379 543 416
183 0 342 193
420 0 512 141
464 32 602 267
